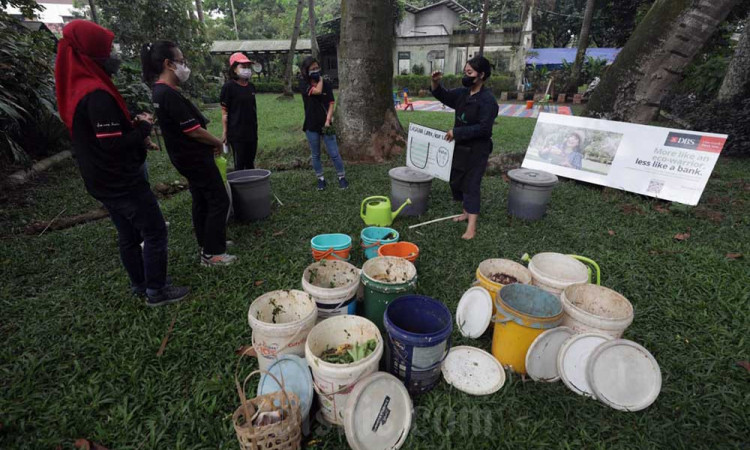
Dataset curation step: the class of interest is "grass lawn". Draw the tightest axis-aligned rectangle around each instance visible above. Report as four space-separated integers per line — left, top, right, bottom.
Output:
1 94 749 449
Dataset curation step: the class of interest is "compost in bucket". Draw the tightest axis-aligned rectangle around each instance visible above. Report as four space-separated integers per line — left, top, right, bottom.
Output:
561 284 634 338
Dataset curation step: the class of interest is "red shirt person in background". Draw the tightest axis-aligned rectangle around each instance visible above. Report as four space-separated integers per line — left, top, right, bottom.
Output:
54 20 189 306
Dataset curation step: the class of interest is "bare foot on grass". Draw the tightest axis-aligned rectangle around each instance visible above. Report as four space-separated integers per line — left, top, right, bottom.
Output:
461 229 476 240
453 211 468 222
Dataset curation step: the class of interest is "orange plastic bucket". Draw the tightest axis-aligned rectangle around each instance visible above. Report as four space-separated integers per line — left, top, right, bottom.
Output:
526 100 534 109
311 245 352 261
377 242 419 263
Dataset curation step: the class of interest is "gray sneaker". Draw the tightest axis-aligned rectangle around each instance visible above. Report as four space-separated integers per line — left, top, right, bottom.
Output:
201 253 238 267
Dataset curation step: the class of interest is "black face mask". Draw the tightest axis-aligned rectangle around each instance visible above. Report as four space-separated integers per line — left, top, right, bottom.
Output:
309 70 321 81
461 75 477 87
95 57 122 76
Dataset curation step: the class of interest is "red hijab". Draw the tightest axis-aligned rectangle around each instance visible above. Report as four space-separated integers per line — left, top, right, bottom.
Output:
55 20 130 132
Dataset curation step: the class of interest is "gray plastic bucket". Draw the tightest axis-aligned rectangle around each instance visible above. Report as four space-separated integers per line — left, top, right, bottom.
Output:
389 166 433 217
227 169 271 222
507 168 558 221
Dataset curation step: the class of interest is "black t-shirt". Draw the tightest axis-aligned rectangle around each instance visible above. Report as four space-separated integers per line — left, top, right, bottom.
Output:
71 89 151 199
220 80 258 142
299 78 335 133
152 82 214 177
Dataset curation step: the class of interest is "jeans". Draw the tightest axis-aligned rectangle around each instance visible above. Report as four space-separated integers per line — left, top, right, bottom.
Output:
187 164 230 255
99 189 168 292
305 130 345 178
229 139 257 170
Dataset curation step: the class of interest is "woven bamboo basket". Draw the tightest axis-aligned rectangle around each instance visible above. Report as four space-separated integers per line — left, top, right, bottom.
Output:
233 369 302 450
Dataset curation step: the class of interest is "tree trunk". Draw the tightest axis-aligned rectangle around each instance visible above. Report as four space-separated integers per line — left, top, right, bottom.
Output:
195 0 204 23
88 0 98 23
718 15 750 101
309 0 320 60
229 0 239 39
282 0 305 97
586 0 740 123
479 0 490 55
565 0 595 94
337 0 405 161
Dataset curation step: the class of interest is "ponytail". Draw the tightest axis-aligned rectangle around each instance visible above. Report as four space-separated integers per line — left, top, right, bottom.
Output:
140 40 178 84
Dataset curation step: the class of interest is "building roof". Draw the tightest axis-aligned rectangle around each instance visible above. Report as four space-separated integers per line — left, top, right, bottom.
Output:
210 39 312 54
404 1 469 15
526 48 621 67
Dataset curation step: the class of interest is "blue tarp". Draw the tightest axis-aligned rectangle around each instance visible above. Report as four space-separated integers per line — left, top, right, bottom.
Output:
526 48 621 69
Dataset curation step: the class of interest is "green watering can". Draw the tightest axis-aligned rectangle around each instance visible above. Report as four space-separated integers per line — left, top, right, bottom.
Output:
361 196 411 226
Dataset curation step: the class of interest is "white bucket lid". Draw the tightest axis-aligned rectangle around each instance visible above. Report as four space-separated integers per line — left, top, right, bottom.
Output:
508 168 558 187
587 339 662 411
344 372 412 450
525 326 574 382
557 332 612 397
456 287 493 338
257 355 314 421
441 346 506 395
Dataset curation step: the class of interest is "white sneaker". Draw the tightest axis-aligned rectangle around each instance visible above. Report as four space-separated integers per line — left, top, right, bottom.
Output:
201 253 238 267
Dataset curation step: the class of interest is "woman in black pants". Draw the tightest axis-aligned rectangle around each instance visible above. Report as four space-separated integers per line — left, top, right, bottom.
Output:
141 41 236 266
431 56 499 240
54 20 188 306
221 52 258 170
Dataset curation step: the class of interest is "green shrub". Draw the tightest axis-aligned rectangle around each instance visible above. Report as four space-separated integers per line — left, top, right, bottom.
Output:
412 63 425 75
393 74 516 96
0 14 63 165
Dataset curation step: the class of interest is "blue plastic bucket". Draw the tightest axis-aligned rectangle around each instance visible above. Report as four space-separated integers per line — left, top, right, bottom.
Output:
316 295 357 320
311 233 352 251
384 295 452 394
360 227 399 259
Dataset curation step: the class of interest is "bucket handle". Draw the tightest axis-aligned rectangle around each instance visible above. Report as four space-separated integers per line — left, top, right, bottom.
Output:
315 247 350 262
567 255 601 285
387 334 452 371
361 240 382 250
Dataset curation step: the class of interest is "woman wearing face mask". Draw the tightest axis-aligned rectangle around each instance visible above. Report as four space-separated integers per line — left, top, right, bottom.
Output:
54 20 189 306
141 41 236 267
220 53 258 170
298 56 349 190
430 56 499 240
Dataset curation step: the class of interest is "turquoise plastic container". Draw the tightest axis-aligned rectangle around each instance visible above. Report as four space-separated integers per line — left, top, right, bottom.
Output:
360 227 399 259
311 233 352 251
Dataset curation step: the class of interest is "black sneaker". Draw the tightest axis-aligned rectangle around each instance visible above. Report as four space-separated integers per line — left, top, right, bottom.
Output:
317 178 327 191
132 276 173 298
146 285 190 307
338 176 349 190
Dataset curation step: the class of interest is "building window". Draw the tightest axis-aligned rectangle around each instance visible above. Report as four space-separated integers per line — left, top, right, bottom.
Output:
398 51 411 75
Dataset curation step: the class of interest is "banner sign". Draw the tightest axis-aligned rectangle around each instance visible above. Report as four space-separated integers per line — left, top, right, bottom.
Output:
521 113 727 205
407 123 455 182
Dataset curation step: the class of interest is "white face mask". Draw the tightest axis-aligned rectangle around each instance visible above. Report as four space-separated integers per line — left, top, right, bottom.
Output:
173 62 191 83
237 68 253 79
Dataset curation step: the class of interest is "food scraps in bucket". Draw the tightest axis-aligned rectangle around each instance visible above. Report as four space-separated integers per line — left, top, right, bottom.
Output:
489 272 518 284
252 409 286 427
383 232 396 240
269 298 284 324
320 339 377 364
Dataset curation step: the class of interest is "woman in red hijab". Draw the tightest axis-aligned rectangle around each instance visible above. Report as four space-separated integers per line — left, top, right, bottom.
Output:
55 20 188 307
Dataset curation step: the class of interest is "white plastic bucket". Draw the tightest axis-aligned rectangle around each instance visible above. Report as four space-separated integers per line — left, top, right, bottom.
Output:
248 290 318 372
305 315 383 426
301 260 361 322
561 284 634 338
528 252 589 298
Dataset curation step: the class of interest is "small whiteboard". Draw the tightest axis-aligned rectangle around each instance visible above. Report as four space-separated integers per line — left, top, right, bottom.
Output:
407 123 455 182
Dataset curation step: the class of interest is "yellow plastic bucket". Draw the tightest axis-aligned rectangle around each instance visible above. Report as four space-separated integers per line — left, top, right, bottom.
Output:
476 259 532 314
491 284 563 374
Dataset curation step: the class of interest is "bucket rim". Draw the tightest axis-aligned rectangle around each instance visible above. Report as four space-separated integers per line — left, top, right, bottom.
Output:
476 259 533 288
248 289 317 329
561 284 634 322
528 252 589 286
361 256 417 286
360 226 399 242
384 295 453 345
310 233 353 251
304 315 384 371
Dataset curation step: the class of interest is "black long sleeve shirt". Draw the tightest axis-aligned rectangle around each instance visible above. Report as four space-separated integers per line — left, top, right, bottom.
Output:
430 84 499 147
71 89 152 199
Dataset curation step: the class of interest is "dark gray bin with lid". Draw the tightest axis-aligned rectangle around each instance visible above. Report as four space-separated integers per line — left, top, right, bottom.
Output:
507 168 558 221
389 166 434 216
227 169 271 222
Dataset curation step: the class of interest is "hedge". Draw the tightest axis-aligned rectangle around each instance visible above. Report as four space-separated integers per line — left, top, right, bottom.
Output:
393 74 517 95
